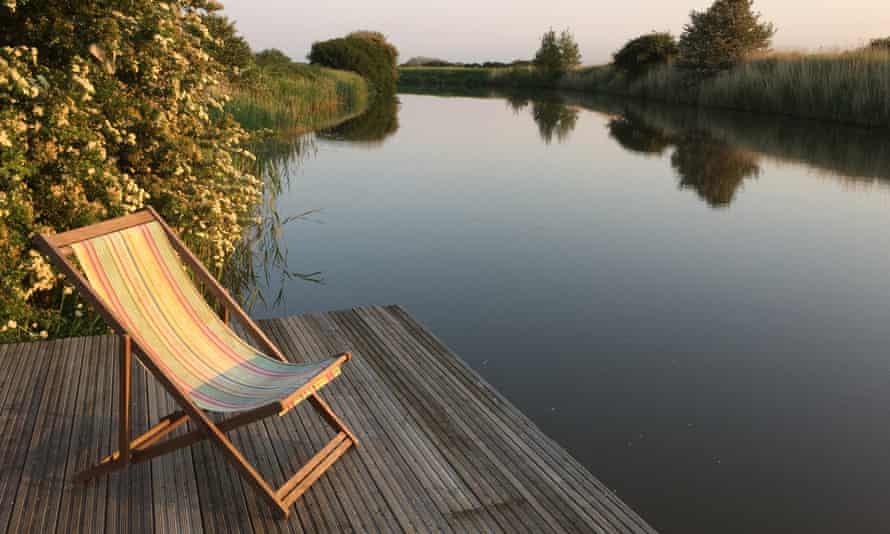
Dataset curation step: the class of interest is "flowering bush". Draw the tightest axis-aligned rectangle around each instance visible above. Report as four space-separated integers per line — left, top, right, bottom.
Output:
0 0 262 342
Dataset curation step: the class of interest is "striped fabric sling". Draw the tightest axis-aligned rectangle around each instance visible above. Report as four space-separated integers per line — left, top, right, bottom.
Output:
71 221 341 413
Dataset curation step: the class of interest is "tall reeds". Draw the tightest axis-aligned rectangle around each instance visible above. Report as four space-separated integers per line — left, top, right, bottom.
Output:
227 64 370 134
400 49 890 127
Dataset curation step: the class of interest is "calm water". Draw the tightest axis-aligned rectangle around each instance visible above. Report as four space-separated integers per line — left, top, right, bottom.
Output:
250 91 890 533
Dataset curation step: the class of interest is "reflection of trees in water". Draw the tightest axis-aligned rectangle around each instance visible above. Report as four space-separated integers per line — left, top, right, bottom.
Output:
320 96 400 146
670 132 760 207
505 93 530 113
607 111 674 155
604 105 760 207
531 98 579 144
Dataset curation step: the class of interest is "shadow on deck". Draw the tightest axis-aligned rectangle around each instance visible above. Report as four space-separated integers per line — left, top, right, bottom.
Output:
0 305 655 533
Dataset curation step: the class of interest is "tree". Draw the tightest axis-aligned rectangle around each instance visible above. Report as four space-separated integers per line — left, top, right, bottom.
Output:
613 32 679 77
534 29 564 78
558 30 582 70
202 13 254 79
309 32 400 94
678 0 775 73
347 31 399 80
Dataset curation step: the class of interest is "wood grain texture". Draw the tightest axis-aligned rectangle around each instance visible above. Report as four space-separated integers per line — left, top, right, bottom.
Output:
0 306 656 533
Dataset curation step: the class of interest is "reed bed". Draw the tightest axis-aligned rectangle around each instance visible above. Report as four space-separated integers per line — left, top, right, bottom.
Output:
400 49 890 127
227 64 370 134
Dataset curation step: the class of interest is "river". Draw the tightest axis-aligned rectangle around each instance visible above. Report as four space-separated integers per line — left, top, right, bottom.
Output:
248 90 890 533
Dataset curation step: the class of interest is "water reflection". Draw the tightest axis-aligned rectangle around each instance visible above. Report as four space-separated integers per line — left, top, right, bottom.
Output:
404 87 890 205
505 91 580 143
607 111 673 156
319 96 400 146
532 96 579 144
671 131 760 207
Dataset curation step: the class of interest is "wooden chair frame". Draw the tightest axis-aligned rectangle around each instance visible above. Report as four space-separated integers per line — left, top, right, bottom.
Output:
34 207 358 518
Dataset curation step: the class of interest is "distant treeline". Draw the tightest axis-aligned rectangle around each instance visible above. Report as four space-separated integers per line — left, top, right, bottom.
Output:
402 56 533 69
399 0 890 127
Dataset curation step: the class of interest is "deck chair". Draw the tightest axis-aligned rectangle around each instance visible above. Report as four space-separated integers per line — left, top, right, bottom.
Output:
34 207 358 518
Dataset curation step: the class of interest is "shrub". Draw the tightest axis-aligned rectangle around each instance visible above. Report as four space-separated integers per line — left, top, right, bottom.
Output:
678 0 775 74
869 37 890 51
255 48 293 69
613 32 679 77
402 56 452 67
309 32 399 94
0 0 261 341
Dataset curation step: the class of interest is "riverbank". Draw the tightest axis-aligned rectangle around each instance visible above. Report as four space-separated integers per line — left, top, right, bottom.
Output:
227 63 370 135
399 49 890 127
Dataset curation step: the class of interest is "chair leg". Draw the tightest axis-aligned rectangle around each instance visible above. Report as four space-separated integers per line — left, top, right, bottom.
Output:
73 345 357 518
74 335 134 482
308 392 359 446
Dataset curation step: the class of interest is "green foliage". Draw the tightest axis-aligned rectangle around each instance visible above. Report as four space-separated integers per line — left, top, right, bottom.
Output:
255 48 293 69
678 0 775 73
405 46 890 128
403 56 452 67
613 32 679 77
534 28 581 78
227 63 368 134
308 32 399 94
534 29 564 78
398 66 498 88
202 13 254 80
558 30 582 70
347 31 399 79
0 0 263 342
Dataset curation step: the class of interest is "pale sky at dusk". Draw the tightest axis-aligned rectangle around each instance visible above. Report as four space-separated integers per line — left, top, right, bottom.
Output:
219 1 890 65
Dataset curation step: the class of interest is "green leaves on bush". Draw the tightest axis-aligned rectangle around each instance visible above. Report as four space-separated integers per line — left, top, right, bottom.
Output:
0 0 261 341
613 33 679 77
201 13 255 80
308 31 399 95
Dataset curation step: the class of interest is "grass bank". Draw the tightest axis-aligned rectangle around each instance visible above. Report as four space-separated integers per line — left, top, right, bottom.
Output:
228 63 370 135
399 49 890 127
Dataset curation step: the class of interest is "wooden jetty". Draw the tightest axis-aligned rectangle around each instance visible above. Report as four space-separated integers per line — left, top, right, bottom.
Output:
0 305 655 533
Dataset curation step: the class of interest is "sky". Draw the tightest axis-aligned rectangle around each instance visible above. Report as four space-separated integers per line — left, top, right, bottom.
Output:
219 1 890 65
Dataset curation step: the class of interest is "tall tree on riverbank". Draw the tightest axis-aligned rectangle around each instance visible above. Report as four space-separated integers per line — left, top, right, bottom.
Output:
534 29 563 78
558 30 582 70
534 28 580 78
678 0 775 74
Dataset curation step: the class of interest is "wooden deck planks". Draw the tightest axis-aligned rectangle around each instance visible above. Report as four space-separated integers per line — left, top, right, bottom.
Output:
0 306 655 533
